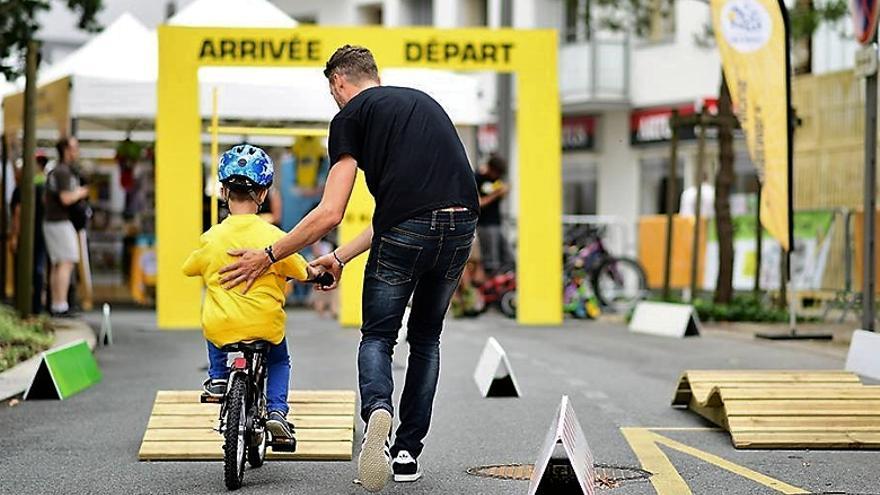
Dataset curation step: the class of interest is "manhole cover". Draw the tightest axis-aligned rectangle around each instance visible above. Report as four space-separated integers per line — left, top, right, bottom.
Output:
467 463 652 490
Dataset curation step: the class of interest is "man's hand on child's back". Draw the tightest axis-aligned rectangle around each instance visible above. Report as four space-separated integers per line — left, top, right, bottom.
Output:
220 248 271 293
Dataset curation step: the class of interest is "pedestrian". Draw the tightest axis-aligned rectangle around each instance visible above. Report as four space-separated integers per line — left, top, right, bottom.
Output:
43 137 89 317
10 152 49 313
218 45 479 492
475 153 514 274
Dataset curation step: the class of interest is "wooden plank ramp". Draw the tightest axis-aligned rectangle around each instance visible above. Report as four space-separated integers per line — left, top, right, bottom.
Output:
672 370 880 449
139 390 356 461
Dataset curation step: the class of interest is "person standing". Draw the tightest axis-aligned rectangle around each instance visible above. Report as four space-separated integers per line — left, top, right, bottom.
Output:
218 45 479 492
10 152 49 313
475 154 513 273
43 137 89 317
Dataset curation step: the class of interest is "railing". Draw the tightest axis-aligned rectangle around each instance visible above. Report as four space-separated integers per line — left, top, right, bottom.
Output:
559 39 629 105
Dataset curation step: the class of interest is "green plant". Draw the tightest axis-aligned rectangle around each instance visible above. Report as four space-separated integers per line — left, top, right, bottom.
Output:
0 305 52 372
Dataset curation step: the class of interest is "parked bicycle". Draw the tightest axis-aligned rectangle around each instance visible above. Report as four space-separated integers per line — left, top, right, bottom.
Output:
564 224 646 313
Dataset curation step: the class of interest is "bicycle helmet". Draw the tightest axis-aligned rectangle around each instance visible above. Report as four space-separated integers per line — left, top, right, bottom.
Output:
218 144 274 191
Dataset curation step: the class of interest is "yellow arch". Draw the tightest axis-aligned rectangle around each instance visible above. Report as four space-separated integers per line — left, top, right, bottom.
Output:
156 25 561 328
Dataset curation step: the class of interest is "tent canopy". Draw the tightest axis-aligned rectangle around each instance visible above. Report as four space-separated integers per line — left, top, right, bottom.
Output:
168 0 298 28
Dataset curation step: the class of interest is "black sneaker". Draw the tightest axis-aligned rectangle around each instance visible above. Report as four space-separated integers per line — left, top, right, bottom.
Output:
265 411 295 439
202 378 226 397
358 408 392 492
392 450 422 482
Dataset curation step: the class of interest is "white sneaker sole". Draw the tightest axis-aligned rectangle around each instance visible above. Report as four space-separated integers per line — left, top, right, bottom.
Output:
358 409 392 492
393 472 422 483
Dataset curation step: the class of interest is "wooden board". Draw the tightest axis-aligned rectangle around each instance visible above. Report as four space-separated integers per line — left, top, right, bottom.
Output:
147 415 354 430
139 390 356 461
149 402 353 416
139 441 352 461
154 390 356 404
672 370 880 449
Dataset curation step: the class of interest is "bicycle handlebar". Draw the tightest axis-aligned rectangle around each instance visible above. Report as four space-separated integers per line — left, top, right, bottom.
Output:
312 272 335 288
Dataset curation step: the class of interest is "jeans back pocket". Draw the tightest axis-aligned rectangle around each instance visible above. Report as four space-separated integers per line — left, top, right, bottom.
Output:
445 239 474 281
376 236 422 286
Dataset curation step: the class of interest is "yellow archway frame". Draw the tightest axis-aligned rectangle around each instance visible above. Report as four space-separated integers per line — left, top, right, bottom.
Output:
156 25 561 328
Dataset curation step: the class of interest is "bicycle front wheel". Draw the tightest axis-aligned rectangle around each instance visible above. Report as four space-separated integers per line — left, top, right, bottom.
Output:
224 374 248 490
592 257 646 313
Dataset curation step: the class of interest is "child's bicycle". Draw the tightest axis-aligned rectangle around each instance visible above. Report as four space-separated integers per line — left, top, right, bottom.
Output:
201 272 334 490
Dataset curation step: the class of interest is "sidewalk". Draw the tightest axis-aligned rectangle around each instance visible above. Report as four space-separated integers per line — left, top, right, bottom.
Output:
0 318 96 402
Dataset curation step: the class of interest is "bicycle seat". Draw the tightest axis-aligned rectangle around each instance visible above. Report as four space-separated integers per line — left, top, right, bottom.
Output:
220 340 272 354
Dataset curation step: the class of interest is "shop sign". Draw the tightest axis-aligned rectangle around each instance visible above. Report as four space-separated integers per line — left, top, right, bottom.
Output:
477 124 498 154
630 98 718 145
562 115 596 151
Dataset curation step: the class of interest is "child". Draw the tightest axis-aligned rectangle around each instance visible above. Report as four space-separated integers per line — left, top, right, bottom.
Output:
183 144 317 440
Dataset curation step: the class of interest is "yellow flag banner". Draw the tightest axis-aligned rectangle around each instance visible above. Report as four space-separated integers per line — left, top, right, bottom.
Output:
711 0 793 251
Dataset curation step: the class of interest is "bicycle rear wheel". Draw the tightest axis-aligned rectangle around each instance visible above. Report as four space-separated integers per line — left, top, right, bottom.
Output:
592 257 646 313
224 374 247 490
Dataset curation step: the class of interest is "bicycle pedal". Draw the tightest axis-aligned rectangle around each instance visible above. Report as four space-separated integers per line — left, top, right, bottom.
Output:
270 437 297 453
200 393 223 404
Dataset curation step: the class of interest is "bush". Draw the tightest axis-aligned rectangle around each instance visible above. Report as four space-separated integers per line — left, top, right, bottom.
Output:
691 296 792 323
0 306 52 372
629 294 816 323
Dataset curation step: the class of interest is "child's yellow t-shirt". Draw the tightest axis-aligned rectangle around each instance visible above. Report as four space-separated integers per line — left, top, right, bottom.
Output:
181 214 309 347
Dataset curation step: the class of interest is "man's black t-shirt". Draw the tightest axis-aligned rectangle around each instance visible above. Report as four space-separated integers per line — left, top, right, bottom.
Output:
328 86 479 233
475 173 502 226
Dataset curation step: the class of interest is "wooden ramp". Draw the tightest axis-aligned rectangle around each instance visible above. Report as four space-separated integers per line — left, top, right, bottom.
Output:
139 390 356 461
672 370 880 449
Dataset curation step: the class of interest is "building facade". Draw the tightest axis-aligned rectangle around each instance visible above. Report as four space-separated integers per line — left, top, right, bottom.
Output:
36 0 861 253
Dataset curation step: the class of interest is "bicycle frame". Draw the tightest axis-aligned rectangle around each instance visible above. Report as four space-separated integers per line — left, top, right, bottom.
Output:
217 350 267 441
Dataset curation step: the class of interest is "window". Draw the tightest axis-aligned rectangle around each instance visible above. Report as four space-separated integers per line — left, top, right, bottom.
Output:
460 0 488 27
357 4 383 25
643 0 675 43
402 0 433 26
563 0 591 43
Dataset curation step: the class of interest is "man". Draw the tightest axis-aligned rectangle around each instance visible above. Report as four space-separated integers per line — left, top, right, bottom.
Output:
475 154 513 273
43 137 89 317
10 152 49 313
219 45 479 492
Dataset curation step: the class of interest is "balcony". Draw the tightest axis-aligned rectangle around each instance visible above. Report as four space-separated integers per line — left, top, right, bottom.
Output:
559 39 629 108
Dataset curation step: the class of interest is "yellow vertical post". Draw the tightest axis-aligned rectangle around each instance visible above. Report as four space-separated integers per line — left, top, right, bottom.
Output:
338 173 374 327
516 46 562 325
210 88 219 226
156 26 202 328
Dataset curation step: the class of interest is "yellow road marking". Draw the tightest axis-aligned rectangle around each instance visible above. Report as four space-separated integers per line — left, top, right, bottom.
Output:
621 428 692 494
621 428 808 495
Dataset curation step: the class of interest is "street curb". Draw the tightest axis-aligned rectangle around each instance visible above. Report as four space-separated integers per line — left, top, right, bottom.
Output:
0 318 96 402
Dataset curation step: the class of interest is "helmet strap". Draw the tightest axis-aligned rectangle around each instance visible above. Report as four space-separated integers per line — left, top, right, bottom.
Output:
248 189 264 206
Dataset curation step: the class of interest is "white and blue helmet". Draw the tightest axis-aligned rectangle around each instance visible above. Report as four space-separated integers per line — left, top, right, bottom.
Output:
218 144 274 191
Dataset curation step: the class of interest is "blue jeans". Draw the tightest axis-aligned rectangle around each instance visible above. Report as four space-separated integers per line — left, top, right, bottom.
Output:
359 209 477 459
207 338 291 416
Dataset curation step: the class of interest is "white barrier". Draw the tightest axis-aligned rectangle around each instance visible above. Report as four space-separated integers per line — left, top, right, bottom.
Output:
629 301 701 338
473 337 521 398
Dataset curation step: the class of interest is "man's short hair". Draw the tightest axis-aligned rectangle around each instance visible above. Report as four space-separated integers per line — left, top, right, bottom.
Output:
487 154 508 176
223 184 267 203
323 45 379 83
56 136 72 162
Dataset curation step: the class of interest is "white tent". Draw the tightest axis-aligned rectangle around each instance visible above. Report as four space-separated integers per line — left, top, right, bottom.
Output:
168 0 297 28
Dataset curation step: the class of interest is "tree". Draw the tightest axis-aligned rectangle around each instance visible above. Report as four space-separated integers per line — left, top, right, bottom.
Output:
1 0 102 315
0 1 102 80
588 0 846 303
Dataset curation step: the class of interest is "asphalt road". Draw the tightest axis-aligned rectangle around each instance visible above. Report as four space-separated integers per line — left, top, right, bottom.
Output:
0 309 878 495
